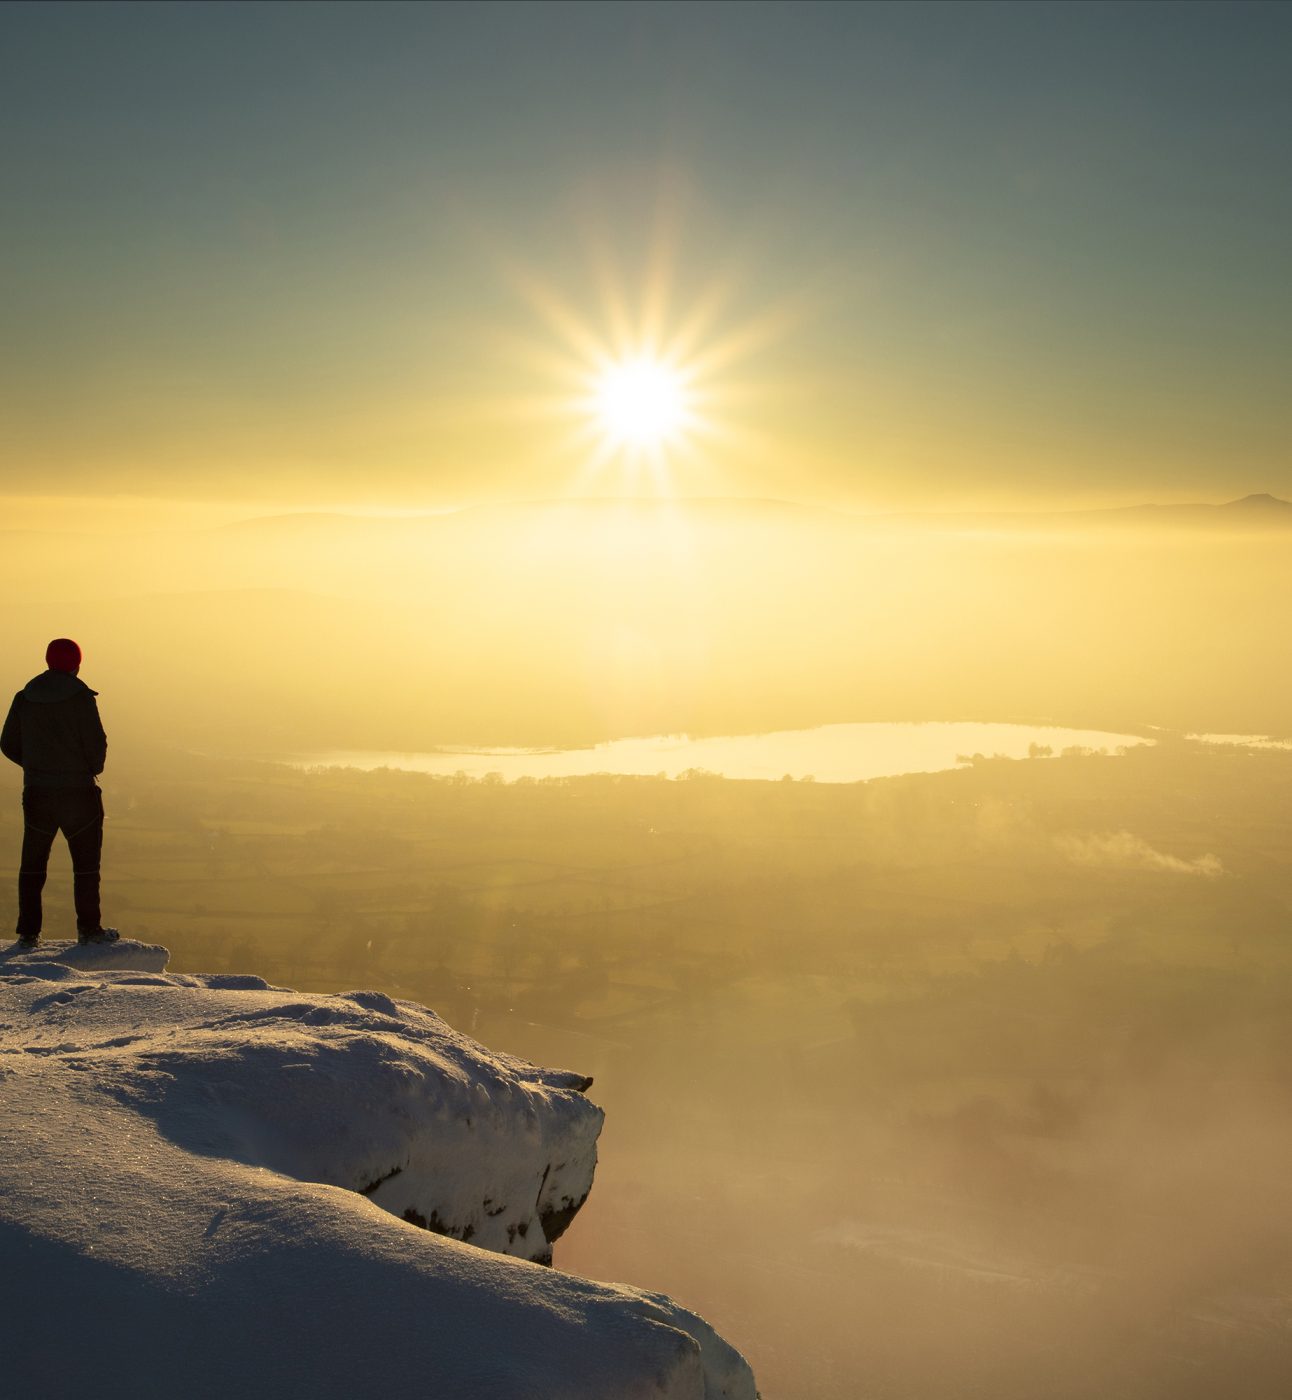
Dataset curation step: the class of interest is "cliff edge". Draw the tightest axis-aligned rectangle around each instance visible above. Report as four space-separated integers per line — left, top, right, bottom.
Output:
0 939 757 1399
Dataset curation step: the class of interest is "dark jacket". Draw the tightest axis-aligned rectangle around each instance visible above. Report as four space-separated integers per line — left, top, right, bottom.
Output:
0 671 107 788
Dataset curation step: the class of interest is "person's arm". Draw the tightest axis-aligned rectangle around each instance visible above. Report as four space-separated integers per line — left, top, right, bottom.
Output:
0 695 22 768
80 696 107 775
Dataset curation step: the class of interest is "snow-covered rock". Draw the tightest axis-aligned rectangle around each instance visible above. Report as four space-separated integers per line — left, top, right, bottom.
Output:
0 934 170 973
0 940 757 1399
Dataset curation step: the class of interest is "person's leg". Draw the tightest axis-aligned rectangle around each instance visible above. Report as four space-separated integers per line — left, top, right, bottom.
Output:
63 789 105 936
17 790 57 939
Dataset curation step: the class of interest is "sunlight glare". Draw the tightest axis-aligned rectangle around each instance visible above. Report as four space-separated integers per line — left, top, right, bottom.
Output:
595 359 687 447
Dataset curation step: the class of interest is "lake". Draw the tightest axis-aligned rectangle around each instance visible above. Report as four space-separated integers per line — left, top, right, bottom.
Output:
292 720 1149 784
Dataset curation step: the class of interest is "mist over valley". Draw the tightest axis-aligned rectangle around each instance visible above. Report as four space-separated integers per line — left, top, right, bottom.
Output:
4 496 1290 754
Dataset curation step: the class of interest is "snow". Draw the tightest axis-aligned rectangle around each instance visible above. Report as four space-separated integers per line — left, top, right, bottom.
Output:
0 940 757 1400
0 935 171 973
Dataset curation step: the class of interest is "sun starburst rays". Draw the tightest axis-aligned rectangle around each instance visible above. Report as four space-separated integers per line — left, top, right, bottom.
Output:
481 207 804 502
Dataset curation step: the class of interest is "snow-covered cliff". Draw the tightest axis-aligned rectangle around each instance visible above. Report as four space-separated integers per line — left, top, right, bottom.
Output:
0 940 757 1400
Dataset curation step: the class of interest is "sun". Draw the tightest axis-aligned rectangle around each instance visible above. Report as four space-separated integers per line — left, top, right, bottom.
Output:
494 200 802 493
594 358 688 447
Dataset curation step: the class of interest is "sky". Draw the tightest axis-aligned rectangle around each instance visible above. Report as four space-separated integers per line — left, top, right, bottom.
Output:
2 0 1290 513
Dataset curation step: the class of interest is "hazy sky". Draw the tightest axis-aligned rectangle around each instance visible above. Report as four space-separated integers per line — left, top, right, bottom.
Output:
3 1 1289 511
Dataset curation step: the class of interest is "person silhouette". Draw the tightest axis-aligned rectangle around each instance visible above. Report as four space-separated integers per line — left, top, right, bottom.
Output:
1 639 118 947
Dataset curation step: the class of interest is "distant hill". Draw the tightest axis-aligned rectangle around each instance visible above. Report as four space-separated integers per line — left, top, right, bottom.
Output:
208 493 1292 540
874 493 1292 532
1078 493 1292 525
1220 492 1292 512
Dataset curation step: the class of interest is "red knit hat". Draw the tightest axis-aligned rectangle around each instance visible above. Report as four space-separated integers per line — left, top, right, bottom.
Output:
46 638 82 673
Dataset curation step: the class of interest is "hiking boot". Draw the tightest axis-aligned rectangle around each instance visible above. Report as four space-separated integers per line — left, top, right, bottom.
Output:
15 934 39 949
77 927 121 945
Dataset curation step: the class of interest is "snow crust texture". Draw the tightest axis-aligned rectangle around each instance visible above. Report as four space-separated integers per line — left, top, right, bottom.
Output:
0 940 757 1400
0 935 170 974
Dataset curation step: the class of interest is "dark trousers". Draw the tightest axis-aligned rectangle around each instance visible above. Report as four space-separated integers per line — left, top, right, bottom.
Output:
17 787 104 937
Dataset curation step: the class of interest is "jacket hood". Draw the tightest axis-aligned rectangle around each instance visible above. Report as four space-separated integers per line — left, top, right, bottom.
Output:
22 670 98 704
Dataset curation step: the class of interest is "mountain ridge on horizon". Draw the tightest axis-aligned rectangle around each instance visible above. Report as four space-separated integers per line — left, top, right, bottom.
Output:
206 491 1292 534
